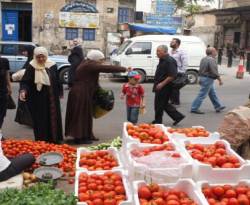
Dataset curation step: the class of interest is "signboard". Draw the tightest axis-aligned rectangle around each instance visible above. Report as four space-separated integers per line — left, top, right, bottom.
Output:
146 15 182 28
155 0 176 16
59 12 99 28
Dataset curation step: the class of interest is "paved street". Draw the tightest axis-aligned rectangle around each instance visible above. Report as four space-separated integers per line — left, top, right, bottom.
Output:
2 65 250 146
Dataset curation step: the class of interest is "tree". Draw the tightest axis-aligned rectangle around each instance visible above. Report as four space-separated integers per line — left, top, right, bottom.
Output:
172 0 215 15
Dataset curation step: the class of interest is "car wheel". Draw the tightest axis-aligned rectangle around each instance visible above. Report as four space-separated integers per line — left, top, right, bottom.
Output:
135 69 146 83
186 70 198 84
59 67 70 84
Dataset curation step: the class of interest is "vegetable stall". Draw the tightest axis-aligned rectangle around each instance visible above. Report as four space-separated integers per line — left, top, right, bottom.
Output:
1 123 250 205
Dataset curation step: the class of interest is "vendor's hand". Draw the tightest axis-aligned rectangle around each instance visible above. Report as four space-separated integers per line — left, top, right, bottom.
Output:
156 82 164 91
19 90 27 102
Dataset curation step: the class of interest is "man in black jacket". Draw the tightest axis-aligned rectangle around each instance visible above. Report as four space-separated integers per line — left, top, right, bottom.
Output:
68 38 84 88
153 45 185 125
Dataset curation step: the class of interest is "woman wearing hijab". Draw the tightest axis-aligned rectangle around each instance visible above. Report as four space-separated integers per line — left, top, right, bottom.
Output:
20 47 63 143
0 57 11 137
15 45 35 126
65 50 128 144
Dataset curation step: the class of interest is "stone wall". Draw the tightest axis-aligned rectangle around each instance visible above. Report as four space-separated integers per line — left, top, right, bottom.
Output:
223 0 250 8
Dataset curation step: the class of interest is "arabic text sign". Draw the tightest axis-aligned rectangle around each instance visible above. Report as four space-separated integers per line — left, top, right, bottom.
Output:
146 15 182 28
59 12 99 28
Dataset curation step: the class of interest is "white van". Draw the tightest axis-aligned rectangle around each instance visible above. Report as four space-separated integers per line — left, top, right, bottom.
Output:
110 35 207 84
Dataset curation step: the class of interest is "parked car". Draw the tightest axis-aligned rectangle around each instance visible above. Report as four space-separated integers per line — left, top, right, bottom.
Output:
0 41 70 84
110 35 207 84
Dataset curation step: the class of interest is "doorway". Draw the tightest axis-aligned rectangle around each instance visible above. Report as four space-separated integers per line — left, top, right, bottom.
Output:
2 2 32 42
19 11 32 41
234 32 241 45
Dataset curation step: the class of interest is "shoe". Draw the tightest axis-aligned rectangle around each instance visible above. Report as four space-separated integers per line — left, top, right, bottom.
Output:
151 120 162 124
216 106 226 113
74 139 93 144
173 115 185 126
191 110 205 114
91 137 99 141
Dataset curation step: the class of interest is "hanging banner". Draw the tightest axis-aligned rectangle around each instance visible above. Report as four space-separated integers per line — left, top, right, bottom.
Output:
59 12 99 28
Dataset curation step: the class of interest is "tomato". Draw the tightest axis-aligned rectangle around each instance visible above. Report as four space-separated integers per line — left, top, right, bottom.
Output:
103 199 116 205
225 189 237 198
138 186 152 200
213 186 225 197
114 186 125 195
79 193 90 201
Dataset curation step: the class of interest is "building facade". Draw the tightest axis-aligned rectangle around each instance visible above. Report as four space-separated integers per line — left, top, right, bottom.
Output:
213 0 250 50
0 0 136 54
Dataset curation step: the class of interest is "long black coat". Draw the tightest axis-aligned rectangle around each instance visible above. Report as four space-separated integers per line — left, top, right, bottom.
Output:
68 45 84 86
21 64 63 143
65 60 126 141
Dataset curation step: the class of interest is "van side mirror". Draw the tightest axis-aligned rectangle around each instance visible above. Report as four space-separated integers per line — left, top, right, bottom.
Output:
126 48 132 55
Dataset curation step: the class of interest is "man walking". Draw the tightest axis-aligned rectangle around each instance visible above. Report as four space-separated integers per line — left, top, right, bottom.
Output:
191 47 226 114
68 38 84 88
153 45 185 125
170 38 188 105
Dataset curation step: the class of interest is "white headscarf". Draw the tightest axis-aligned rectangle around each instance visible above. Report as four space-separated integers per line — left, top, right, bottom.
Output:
87 50 105 61
30 47 56 91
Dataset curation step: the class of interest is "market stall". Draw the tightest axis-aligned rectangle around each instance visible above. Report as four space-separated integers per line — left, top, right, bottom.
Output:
1 123 250 205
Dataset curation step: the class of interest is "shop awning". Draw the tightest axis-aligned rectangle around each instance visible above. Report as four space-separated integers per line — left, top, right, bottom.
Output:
128 23 177 34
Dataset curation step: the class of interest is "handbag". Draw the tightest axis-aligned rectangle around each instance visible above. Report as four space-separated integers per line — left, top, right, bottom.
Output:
172 73 189 89
7 95 16 109
93 87 115 119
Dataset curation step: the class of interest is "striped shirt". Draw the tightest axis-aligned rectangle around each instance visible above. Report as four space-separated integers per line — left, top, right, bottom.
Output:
170 49 188 73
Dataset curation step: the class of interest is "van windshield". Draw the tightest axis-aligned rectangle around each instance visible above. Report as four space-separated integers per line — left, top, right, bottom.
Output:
117 40 132 55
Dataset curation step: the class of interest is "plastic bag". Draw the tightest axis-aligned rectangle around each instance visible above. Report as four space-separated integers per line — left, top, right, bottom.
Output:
93 87 114 119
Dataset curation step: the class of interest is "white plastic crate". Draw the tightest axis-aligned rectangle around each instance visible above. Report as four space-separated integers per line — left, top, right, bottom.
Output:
197 180 250 205
165 125 220 143
122 122 171 154
180 139 250 183
76 147 123 171
133 179 205 205
75 170 133 205
125 142 193 184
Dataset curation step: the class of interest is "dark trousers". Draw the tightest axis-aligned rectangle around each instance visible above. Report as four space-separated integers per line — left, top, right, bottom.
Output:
170 88 180 105
0 94 7 128
0 153 35 182
154 87 184 123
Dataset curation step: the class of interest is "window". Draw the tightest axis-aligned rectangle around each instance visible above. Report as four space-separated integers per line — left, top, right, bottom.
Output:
65 28 78 40
0 44 18 56
128 42 152 55
118 7 134 23
118 8 129 23
83 29 96 41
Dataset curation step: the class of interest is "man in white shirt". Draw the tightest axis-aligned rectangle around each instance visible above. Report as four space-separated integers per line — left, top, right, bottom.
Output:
170 38 188 105
0 134 35 182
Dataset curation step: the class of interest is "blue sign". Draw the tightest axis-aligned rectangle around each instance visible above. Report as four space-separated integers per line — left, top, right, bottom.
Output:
146 15 182 28
156 0 176 16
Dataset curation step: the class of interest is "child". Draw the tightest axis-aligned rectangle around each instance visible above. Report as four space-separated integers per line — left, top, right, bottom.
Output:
120 71 145 124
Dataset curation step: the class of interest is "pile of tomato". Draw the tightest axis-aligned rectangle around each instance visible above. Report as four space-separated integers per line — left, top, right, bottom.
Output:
168 127 210 138
202 184 250 205
138 183 198 205
186 141 241 168
78 171 127 205
2 139 76 179
79 150 119 171
127 123 169 144
130 144 176 157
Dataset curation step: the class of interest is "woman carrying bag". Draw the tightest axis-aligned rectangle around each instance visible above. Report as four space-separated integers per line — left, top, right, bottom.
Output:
65 50 128 144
